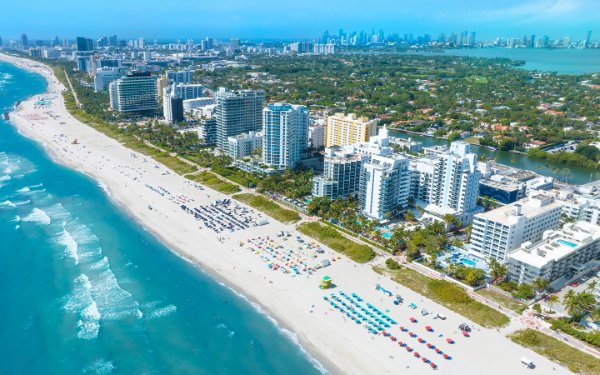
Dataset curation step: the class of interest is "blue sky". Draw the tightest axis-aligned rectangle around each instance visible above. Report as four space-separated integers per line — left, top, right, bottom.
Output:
1 0 597 40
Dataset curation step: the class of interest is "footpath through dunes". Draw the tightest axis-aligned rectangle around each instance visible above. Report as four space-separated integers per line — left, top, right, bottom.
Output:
0 53 582 374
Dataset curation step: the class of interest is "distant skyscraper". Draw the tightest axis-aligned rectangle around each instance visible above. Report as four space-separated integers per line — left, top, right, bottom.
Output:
20 33 28 48
76 37 94 51
109 72 158 112
230 38 240 49
109 35 118 47
166 70 193 84
262 103 309 169
215 88 265 150
585 30 592 48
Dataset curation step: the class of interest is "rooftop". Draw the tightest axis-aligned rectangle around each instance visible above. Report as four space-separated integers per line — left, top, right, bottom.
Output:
508 221 600 268
475 195 562 225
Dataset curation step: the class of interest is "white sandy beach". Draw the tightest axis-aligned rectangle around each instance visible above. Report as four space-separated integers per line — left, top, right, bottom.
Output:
0 53 576 375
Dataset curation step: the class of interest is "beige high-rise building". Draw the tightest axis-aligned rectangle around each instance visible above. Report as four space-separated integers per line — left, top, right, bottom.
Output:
156 75 169 103
325 113 377 147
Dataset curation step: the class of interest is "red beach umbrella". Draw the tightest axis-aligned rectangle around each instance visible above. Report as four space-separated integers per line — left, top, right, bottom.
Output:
430 362 437 368
435 348 442 354
414 352 420 357
446 338 454 344
427 343 432 348
425 325 432 331
417 338 424 343
406 346 412 352
421 357 428 363
443 354 450 360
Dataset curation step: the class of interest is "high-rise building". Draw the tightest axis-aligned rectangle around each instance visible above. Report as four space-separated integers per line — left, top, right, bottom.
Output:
166 70 193 84
410 142 481 215
230 38 241 49
359 154 411 220
325 113 377 147
312 147 367 199
109 72 158 112
309 125 325 149
0 36 4 48
215 88 265 149
172 84 205 100
163 84 184 124
21 33 28 48
94 67 121 92
585 31 592 48
469 195 562 262
76 36 94 51
262 103 309 169
109 35 118 47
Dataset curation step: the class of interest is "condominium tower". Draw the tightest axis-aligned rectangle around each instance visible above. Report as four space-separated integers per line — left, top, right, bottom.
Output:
215 88 265 150
325 113 377 147
262 103 309 169
109 72 158 112
359 154 411 220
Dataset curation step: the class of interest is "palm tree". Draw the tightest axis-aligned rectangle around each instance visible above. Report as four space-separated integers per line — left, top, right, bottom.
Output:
563 290 578 317
547 295 559 313
488 258 508 282
532 278 550 294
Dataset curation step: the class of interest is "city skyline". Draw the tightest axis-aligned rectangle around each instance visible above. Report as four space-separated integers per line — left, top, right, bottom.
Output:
1 0 599 40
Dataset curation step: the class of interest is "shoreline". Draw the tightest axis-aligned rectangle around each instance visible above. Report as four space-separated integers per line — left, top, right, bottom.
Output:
0 55 336 375
0 53 576 375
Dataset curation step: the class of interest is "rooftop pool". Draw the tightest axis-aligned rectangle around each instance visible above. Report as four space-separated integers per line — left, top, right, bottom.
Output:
557 239 578 248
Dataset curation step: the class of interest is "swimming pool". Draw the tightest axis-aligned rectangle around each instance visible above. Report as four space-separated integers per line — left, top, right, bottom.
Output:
557 239 577 248
460 258 477 267
382 232 392 240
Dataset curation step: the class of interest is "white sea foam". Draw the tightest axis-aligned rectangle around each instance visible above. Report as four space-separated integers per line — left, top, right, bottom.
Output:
22 208 51 225
222 283 330 375
43 203 71 222
58 225 79 265
16 187 30 193
147 304 177 320
13 215 21 222
83 359 115 375
0 200 16 208
29 183 44 188
93 267 142 321
64 274 101 340
77 301 100 340
0 175 11 182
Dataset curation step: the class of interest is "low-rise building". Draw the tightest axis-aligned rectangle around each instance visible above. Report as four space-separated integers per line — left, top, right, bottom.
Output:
227 131 263 159
507 221 600 284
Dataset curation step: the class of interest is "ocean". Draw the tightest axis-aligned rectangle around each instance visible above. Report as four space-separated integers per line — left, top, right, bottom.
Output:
0 62 324 374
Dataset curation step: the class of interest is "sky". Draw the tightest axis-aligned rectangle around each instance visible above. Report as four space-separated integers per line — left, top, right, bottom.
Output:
1 0 597 41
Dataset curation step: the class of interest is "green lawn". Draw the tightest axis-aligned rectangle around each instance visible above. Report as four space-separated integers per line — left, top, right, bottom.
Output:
477 288 527 314
297 222 376 263
190 172 240 194
376 265 510 328
509 329 600 375
233 193 300 223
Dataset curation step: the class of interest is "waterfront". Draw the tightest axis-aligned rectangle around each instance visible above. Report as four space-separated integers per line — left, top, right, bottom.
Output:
391 130 600 185
0 61 324 374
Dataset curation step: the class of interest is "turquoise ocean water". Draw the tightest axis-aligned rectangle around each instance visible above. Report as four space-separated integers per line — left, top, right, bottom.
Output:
0 62 324 374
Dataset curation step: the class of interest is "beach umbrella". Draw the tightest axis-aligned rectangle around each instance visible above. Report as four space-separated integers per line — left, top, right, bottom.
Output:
414 352 420 357
417 338 424 343
435 348 442 354
408 331 414 336
410 317 417 322
429 362 437 369
421 357 428 363
398 341 404 346
406 346 412 352
446 338 454 344
400 326 405 331
426 343 433 348
390 336 396 341
425 326 432 331
443 354 450 360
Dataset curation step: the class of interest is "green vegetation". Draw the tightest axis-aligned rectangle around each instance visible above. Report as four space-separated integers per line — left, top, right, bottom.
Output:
233 193 300 223
189 172 240 194
509 329 600 375
385 258 401 270
528 148 600 170
379 266 509 328
563 290 598 319
446 263 486 287
476 288 527 313
297 222 375 263
550 319 600 349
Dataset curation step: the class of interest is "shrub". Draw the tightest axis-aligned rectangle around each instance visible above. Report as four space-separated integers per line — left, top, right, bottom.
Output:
385 258 401 270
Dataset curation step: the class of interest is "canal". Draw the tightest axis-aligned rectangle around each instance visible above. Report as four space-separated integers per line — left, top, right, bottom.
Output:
390 131 600 185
